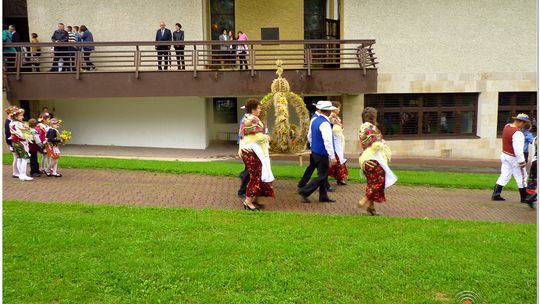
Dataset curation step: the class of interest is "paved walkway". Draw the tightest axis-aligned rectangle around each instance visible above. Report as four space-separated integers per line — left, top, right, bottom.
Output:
3 166 535 224
60 144 501 173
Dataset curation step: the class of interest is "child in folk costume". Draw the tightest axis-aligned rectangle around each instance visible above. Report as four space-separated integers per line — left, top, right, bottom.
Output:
28 119 44 177
328 101 349 185
5 106 20 178
36 113 51 175
239 99 274 211
358 107 397 216
45 118 63 177
492 113 530 203
9 108 33 181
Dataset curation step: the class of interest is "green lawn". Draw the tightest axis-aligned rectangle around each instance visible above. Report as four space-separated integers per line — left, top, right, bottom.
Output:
3 153 516 190
3 201 535 303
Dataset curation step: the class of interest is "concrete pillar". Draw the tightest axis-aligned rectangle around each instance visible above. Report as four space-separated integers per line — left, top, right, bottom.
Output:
342 94 364 154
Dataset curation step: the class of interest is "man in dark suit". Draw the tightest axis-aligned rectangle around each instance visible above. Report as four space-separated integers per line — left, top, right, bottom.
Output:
9 25 21 51
155 21 172 70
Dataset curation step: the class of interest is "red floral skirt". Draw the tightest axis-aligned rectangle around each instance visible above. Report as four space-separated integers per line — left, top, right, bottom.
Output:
329 154 348 182
241 150 275 198
363 160 386 202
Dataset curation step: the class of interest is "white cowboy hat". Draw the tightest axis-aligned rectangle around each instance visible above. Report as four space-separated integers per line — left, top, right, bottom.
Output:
315 100 337 111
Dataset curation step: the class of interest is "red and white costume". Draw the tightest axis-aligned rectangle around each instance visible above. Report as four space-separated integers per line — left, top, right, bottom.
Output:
496 124 527 188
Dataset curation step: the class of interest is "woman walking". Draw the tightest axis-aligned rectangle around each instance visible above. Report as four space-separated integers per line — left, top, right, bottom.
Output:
238 98 274 210
328 101 348 185
358 107 397 215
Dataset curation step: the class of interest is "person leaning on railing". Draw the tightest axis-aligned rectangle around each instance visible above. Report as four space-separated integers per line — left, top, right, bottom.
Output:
79 25 96 71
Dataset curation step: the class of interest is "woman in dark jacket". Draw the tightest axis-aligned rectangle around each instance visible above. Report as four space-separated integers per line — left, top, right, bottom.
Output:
79 25 95 71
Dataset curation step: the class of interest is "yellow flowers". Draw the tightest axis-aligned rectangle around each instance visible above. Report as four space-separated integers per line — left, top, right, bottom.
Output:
60 130 72 142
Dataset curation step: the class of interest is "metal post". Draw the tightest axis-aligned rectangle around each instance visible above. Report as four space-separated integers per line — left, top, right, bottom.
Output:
249 44 255 77
135 45 140 79
76 50 81 80
15 51 21 80
193 46 198 78
306 48 312 77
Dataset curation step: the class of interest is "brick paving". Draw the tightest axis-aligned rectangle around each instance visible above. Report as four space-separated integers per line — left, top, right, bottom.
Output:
3 165 536 224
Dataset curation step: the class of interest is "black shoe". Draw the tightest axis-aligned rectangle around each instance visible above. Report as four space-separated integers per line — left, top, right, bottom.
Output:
30 173 41 177
491 184 506 201
327 187 336 192
519 188 528 203
525 193 537 209
319 198 336 203
298 191 310 203
12 175 18 178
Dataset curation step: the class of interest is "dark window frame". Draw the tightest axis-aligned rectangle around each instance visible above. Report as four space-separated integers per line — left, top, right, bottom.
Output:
497 92 537 136
213 97 238 124
364 93 479 139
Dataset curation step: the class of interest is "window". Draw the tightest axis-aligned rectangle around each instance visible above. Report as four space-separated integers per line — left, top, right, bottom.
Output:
497 92 537 135
364 93 479 138
213 98 237 124
210 0 234 41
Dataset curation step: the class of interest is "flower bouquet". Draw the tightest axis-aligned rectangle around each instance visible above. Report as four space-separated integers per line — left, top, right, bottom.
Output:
60 130 72 143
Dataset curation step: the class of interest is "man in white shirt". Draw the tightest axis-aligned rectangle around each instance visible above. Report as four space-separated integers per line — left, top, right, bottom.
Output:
492 113 530 203
299 101 334 192
298 101 338 203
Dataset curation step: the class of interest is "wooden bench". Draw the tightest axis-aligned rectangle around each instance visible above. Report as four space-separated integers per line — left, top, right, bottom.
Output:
270 150 311 166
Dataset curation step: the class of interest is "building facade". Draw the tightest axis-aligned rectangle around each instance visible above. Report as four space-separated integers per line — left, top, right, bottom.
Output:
3 0 537 159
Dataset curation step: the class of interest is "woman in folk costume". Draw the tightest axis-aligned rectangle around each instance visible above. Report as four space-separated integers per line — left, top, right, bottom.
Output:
328 101 349 185
358 107 397 215
5 106 20 178
36 113 51 175
45 118 63 177
9 108 33 181
238 98 274 211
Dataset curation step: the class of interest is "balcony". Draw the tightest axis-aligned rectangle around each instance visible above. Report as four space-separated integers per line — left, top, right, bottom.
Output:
3 39 378 100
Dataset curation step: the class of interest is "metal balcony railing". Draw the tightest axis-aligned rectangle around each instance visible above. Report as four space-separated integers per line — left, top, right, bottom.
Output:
3 39 378 80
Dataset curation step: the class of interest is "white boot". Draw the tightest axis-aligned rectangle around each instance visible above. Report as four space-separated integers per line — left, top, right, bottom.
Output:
18 159 33 181
12 155 19 177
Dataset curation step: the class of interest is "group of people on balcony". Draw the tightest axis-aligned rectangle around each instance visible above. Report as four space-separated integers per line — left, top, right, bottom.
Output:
1 23 95 72
218 28 249 70
4 106 65 181
236 99 396 215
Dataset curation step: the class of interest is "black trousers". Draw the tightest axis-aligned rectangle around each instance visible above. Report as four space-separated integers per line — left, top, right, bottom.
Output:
298 153 330 201
298 153 331 189
173 46 185 70
83 51 95 69
238 51 247 70
29 151 40 175
238 166 250 195
52 47 70 71
156 47 171 70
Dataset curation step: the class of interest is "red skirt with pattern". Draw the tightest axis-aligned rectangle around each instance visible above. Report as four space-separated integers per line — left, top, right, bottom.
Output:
241 150 275 198
363 160 386 202
328 154 349 182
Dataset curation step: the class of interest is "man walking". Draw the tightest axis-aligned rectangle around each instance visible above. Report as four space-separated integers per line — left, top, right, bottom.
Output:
155 21 172 70
298 101 338 203
492 113 530 203
298 100 335 192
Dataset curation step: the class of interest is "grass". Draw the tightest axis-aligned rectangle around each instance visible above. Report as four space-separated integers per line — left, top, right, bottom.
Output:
3 200 536 303
3 153 516 190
